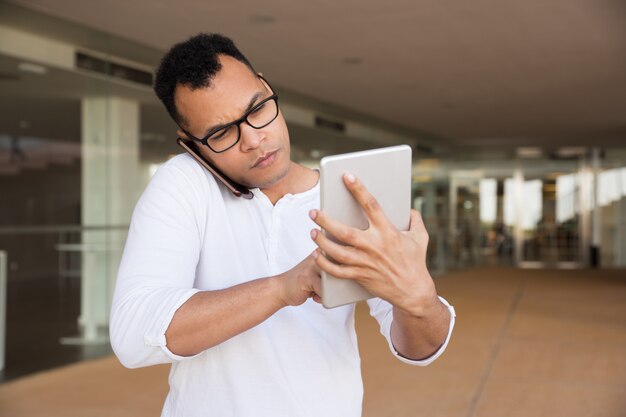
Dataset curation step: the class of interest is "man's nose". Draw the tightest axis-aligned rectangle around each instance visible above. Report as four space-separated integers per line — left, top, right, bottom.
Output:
238 122 264 151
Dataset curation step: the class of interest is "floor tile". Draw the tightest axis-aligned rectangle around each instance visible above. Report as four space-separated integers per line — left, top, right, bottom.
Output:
474 379 626 417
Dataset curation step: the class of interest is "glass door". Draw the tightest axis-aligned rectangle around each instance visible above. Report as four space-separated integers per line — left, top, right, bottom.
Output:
511 160 585 268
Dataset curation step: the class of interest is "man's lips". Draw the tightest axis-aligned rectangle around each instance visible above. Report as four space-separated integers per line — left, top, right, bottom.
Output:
252 150 279 168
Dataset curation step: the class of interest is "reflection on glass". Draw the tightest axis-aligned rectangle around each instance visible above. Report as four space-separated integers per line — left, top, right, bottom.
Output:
556 173 578 224
598 168 626 206
479 179 497 224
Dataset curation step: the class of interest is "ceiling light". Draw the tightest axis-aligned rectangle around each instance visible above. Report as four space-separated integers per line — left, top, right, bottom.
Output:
556 147 587 158
516 147 543 159
18 62 47 75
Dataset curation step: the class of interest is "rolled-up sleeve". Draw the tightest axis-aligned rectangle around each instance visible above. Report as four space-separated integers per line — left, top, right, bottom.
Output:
366 295 456 366
110 159 207 368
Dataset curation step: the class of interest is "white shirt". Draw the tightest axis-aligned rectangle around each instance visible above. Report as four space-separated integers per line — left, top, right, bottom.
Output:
110 153 456 417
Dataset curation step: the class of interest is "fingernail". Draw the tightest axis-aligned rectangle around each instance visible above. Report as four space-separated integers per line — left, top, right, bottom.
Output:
345 173 355 183
309 210 317 220
310 229 318 239
312 250 318 259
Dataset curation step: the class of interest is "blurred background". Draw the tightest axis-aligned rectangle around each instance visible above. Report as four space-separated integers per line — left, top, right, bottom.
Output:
0 0 624 416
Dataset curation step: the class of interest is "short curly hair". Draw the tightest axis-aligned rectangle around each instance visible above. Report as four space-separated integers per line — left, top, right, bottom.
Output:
154 33 256 126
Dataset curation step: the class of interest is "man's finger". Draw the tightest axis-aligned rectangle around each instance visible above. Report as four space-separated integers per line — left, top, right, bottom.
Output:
314 251 363 280
342 173 392 228
311 229 367 267
310 209 366 248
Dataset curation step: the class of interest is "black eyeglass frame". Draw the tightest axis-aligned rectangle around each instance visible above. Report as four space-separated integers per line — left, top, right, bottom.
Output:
179 75 279 154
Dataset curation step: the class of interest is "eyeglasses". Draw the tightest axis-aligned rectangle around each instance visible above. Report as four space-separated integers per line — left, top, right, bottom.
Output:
180 76 280 153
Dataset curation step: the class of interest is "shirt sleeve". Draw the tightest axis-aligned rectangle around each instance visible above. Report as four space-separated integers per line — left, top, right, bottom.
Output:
366 295 456 366
109 157 208 369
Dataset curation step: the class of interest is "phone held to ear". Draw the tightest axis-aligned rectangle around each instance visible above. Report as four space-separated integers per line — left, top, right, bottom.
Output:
176 138 254 199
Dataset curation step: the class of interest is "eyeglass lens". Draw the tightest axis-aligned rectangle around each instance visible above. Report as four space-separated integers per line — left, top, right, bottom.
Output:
207 97 278 152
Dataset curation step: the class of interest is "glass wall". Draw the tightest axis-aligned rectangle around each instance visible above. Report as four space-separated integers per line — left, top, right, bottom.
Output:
412 154 626 273
0 10 178 380
598 151 626 267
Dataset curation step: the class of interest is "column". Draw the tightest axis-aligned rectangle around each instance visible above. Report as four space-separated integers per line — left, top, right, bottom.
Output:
66 96 140 344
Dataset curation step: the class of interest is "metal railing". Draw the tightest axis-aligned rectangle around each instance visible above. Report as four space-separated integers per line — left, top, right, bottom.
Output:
0 224 129 235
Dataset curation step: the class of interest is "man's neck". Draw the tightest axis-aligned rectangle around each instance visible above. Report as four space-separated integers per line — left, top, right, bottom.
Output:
260 162 319 205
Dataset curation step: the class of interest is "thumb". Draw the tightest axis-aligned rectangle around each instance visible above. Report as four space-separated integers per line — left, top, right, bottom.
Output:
408 209 426 233
306 250 321 275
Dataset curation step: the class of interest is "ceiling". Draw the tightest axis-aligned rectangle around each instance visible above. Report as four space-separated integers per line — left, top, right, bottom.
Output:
5 0 626 148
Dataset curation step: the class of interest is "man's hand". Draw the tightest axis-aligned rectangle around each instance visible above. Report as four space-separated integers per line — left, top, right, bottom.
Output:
309 173 439 317
277 253 322 307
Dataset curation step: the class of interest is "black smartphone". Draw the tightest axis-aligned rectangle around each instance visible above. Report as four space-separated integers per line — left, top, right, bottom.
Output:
176 138 254 199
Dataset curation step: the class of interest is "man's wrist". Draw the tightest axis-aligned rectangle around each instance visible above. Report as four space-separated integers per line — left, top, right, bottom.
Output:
267 274 289 309
396 286 441 320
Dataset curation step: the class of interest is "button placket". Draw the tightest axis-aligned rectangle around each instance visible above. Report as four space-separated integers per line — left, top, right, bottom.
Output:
267 203 282 274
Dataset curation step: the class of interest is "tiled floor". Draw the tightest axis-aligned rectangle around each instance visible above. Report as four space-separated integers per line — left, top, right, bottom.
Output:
357 266 626 417
0 266 624 417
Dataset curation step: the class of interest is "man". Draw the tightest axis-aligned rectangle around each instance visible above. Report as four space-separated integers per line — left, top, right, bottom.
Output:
110 33 456 417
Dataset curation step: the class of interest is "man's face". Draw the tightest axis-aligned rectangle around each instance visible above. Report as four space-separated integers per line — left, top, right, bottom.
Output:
174 55 291 189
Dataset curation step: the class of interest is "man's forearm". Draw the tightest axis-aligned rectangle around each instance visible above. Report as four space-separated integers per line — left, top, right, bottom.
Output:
165 276 286 356
164 253 321 357
390 295 451 361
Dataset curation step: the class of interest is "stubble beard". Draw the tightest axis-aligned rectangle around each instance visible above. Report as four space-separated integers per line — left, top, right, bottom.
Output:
252 158 292 190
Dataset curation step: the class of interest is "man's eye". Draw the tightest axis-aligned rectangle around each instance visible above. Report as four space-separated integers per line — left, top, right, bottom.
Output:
211 129 228 140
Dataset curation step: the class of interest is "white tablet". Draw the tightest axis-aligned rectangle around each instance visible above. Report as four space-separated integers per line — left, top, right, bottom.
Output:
319 145 412 308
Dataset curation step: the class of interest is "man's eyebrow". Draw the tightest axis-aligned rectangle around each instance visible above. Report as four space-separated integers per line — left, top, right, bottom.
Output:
202 91 264 137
